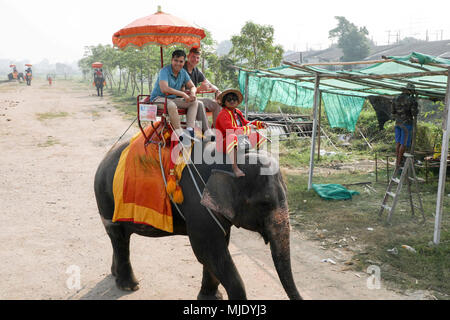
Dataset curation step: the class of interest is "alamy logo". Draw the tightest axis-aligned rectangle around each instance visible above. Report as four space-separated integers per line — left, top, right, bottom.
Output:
366 265 381 289
66 265 81 290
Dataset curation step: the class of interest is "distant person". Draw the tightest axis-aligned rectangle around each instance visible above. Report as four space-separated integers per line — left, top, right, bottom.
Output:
391 83 419 167
150 49 198 145
25 67 32 86
94 68 103 79
47 75 52 86
183 47 222 129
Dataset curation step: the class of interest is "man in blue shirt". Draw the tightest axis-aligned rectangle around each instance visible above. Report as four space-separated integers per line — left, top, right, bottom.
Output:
151 49 198 143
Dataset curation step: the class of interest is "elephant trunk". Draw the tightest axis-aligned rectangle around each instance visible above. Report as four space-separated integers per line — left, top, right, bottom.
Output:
266 208 302 300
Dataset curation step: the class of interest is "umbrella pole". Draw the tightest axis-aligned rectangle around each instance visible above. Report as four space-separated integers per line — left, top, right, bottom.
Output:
137 95 149 142
160 47 168 116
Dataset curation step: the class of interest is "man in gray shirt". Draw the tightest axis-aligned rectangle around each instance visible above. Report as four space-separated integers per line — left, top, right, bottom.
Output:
184 47 222 130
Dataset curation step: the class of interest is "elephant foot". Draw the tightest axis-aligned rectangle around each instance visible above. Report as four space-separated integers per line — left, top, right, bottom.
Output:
114 274 140 291
197 290 223 300
111 261 139 291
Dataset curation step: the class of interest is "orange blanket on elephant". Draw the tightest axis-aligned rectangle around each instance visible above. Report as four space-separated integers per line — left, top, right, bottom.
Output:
112 123 188 233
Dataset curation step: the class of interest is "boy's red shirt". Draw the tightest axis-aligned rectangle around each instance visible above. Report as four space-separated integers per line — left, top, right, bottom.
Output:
215 107 264 153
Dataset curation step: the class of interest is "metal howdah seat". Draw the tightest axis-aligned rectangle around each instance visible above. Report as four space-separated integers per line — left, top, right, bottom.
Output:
137 90 215 142
137 94 187 125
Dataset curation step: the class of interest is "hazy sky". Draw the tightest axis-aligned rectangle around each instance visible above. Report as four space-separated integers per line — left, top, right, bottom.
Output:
1 0 450 64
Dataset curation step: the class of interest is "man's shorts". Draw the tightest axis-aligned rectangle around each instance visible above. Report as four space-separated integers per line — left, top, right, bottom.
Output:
395 124 413 147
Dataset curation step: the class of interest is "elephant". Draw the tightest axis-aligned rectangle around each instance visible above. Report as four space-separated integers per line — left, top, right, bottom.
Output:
25 72 32 86
94 75 105 97
94 138 302 300
7 72 23 81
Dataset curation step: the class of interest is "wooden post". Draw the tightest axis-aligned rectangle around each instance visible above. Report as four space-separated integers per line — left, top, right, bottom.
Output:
244 72 249 118
411 117 418 155
317 92 322 161
375 153 378 183
386 155 389 184
433 67 450 245
308 73 320 190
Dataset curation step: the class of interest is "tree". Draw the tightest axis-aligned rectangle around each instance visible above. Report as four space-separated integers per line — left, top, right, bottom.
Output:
205 53 239 89
328 16 371 64
230 21 283 69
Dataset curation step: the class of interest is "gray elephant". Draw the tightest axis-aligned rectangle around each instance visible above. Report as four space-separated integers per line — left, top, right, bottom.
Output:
7 72 24 81
93 70 105 97
94 139 302 300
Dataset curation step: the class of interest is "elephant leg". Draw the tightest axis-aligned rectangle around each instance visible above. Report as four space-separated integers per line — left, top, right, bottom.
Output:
189 229 246 299
104 222 139 291
101 86 103 97
197 266 223 300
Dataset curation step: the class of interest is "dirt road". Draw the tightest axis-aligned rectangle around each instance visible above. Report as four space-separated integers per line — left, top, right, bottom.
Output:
0 80 428 300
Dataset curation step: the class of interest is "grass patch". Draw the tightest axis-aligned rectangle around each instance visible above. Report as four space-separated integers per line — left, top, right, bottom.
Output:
36 111 69 121
278 135 351 168
284 157 450 299
110 94 136 119
37 136 60 147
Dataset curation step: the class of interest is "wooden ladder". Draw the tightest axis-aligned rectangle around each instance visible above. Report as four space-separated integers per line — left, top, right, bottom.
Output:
378 153 426 223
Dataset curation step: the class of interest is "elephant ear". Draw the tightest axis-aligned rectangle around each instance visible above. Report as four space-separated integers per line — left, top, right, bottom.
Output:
201 169 237 223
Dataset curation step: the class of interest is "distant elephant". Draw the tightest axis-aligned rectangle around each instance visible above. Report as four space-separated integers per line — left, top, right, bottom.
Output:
94 139 302 300
94 75 105 97
7 72 24 81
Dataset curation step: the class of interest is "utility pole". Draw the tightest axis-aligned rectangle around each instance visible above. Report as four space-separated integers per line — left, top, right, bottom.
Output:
396 30 401 43
386 30 391 44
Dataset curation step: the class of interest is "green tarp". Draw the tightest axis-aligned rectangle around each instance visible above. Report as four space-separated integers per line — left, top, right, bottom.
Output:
238 52 449 132
312 184 360 200
238 70 366 132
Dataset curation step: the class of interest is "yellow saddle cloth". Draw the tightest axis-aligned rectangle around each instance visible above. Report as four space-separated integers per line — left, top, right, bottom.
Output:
112 123 190 233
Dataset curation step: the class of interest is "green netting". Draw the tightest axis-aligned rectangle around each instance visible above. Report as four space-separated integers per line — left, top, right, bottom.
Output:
237 52 449 133
238 71 313 112
238 69 366 132
322 93 366 132
388 52 450 66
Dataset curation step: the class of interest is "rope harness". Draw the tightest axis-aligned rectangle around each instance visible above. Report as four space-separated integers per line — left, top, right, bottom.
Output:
165 122 228 237
107 116 227 237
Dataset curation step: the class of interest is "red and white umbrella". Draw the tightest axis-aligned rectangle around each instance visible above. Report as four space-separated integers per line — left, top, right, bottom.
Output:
112 6 206 140
91 62 103 69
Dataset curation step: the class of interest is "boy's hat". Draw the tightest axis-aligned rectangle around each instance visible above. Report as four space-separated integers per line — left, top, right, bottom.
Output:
217 88 243 105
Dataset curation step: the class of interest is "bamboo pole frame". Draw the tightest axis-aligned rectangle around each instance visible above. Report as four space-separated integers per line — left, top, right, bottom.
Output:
317 92 322 161
244 72 249 118
290 58 394 67
308 73 320 190
433 66 450 245
232 59 448 244
232 65 446 98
